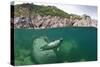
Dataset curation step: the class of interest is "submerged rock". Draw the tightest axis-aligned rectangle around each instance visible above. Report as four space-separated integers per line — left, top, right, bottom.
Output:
32 36 59 64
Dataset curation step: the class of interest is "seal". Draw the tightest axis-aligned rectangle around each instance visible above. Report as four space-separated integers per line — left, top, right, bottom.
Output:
40 38 63 51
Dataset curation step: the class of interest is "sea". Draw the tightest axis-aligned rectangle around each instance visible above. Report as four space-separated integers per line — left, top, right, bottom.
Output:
14 27 97 65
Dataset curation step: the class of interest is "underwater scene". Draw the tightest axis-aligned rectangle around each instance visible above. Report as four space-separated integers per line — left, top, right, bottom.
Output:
14 27 97 65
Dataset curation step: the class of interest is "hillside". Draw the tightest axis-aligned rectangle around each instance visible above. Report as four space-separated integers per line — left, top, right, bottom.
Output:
14 3 81 19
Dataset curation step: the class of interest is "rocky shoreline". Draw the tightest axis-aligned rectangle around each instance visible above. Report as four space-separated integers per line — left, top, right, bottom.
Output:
11 14 97 29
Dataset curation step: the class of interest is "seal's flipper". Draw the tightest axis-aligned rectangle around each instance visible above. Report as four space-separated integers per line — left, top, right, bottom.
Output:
40 44 49 51
40 44 46 49
53 48 57 52
53 47 60 52
57 47 60 51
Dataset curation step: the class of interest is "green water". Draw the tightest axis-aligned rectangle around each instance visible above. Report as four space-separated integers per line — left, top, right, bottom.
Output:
14 27 97 65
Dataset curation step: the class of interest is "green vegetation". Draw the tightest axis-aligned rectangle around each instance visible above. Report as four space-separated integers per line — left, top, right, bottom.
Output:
14 3 82 19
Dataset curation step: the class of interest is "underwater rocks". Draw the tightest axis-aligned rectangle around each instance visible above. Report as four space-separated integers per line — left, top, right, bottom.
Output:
59 40 80 62
12 15 97 29
32 36 86 63
32 36 59 64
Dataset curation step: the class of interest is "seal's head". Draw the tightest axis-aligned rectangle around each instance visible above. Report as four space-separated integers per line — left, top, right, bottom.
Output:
59 38 63 42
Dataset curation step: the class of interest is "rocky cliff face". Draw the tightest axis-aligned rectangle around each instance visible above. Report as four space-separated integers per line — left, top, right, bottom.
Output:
12 14 97 29
73 15 97 27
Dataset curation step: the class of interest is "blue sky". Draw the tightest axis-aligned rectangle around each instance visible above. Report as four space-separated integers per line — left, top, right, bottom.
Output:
14 1 97 19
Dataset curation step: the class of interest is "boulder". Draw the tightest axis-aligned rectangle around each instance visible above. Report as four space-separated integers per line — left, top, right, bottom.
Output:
32 36 59 64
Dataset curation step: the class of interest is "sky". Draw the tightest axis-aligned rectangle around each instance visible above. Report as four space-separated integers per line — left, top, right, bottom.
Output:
14 1 97 20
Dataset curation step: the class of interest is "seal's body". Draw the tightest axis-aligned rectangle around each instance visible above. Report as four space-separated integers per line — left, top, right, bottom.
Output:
40 38 63 51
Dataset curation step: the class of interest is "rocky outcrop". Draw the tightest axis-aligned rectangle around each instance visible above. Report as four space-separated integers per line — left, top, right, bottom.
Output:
12 14 97 29
73 14 97 27
32 36 58 64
